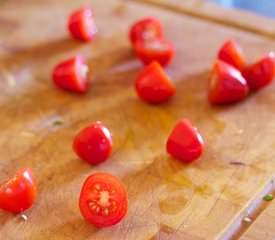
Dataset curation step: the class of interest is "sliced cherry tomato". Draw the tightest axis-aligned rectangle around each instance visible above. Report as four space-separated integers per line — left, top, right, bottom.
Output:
135 61 175 104
0 168 36 213
208 60 249 104
52 55 89 93
68 7 97 42
73 122 113 165
79 172 128 227
218 39 245 70
129 17 163 44
166 119 204 163
241 52 275 91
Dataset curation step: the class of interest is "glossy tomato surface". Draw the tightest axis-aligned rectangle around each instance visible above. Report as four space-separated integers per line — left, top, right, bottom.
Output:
166 119 205 163
135 61 175 104
79 172 128 227
73 122 113 164
0 168 36 213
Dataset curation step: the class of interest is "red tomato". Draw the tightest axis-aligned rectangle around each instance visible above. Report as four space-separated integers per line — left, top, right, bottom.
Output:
135 61 175 104
241 52 275 91
68 7 97 42
134 38 175 67
208 60 249 104
166 119 204 163
73 122 113 165
79 172 128 227
218 39 244 70
0 168 36 213
52 55 89 93
129 17 163 44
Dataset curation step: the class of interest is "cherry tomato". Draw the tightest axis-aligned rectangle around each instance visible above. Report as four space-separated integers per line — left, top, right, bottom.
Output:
134 38 175 67
79 172 128 227
68 7 97 42
0 168 36 213
129 17 163 44
218 39 244 70
241 52 275 91
135 61 175 104
208 60 249 104
73 122 113 165
166 119 204 163
52 55 89 93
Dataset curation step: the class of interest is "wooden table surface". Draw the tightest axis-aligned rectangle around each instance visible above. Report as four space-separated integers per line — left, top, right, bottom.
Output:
1 0 275 239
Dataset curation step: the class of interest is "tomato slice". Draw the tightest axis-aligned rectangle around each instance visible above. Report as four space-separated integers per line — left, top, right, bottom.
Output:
0 168 36 213
52 55 89 93
73 122 113 165
166 119 204 163
129 17 163 44
218 39 245 70
68 7 97 42
208 60 249 104
134 38 175 67
241 52 275 91
79 172 128 227
135 61 175 104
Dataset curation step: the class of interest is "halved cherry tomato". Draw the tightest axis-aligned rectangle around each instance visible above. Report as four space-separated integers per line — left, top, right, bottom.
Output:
218 39 245 70
135 61 175 104
129 17 163 44
52 55 89 93
134 38 175 67
68 7 97 42
0 168 36 213
73 122 113 165
208 60 248 104
241 52 275 91
79 172 128 227
166 119 204 163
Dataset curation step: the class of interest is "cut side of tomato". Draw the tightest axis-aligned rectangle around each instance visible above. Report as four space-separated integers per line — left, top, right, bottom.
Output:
166 119 204 163
135 61 175 104
0 168 36 213
52 55 89 93
208 60 249 104
241 52 275 91
79 172 128 227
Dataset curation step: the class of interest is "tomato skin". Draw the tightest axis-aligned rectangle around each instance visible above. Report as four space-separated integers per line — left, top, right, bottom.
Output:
166 119 204 163
0 168 36 213
134 38 175 67
135 61 175 104
129 17 163 44
52 55 89 93
68 7 97 42
208 60 249 104
73 122 113 165
241 52 275 91
218 39 244 70
79 172 128 227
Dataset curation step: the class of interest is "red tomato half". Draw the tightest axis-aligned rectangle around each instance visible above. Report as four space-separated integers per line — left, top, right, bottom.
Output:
208 60 248 104
0 168 36 213
52 55 89 93
129 17 163 44
79 172 128 227
218 39 245 70
68 7 97 42
166 119 204 163
73 122 113 165
135 61 175 104
134 38 175 67
241 52 275 91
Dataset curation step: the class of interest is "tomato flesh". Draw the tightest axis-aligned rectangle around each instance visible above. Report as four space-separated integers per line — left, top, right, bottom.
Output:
0 168 36 213
79 172 128 227
166 119 204 163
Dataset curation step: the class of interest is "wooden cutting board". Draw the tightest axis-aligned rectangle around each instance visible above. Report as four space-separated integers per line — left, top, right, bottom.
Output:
1 0 275 239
